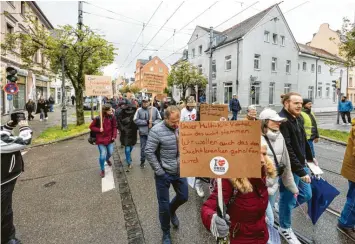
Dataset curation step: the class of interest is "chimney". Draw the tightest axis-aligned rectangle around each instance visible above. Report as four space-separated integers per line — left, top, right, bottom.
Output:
149 56 152 60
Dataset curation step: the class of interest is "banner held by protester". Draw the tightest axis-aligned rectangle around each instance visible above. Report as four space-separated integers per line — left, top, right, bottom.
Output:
179 120 261 178
200 104 229 121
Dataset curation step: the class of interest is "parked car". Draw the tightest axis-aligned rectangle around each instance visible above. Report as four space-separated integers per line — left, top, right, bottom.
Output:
83 97 98 110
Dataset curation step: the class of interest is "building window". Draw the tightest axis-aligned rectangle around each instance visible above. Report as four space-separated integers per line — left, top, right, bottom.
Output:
308 86 314 102
281 36 285 46
155 59 159 64
264 31 270 42
224 82 233 104
317 86 322 98
225 55 232 70
198 64 202 74
192 48 195 58
271 57 277 72
302 62 307 71
212 60 216 79
159 67 163 73
251 83 260 105
6 23 14 34
272 34 278 44
269 83 275 105
21 1 26 15
150 67 154 72
212 84 217 103
350 77 353 87
254 54 260 70
286 60 291 74
326 86 330 98
318 65 321 73
311 64 315 72
284 83 291 94
198 45 202 55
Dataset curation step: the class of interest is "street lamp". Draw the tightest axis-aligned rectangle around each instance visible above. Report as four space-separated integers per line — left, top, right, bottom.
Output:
61 44 69 130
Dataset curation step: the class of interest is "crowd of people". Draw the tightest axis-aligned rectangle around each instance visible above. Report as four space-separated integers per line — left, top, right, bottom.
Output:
2 91 354 244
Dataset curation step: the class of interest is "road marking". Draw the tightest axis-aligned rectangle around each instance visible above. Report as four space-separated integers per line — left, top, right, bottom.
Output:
21 151 28 156
102 162 115 193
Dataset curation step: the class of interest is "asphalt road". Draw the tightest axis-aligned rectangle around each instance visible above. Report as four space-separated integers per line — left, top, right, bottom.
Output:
11 134 353 244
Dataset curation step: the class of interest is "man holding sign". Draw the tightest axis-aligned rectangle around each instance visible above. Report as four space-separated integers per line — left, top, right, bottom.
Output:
145 106 188 244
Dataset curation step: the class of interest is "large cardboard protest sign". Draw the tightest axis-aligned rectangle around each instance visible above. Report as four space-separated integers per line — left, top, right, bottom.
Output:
179 120 261 178
200 104 229 121
143 73 164 94
85 75 113 97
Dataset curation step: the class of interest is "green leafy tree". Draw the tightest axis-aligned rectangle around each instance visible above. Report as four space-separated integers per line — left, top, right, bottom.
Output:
119 85 130 94
167 61 207 100
1 12 115 125
339 18 355 67
129 86 140 94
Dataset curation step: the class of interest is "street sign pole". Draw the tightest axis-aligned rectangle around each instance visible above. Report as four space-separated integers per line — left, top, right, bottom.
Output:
336 70 343 125
61 54 68 130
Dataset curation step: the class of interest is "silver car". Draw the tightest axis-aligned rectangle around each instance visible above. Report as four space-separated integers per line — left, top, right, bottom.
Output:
83 97 98 110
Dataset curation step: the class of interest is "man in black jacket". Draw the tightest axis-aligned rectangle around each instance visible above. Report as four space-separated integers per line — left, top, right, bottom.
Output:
278 92 314 244
1 118 32 244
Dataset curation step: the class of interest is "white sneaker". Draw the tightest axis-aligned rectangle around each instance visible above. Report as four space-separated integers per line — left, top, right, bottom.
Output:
196 185 205 198
278 227 301 244
45 117 48 120
40 119 43 121
274 202 279 214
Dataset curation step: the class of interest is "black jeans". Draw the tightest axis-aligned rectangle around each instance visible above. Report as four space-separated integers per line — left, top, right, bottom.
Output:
340 112 351 123
1 180 17 243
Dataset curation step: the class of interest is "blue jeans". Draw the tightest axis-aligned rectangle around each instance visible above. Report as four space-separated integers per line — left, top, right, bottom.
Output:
339 180 355 228
231 111 238 120
125 146 134 165
279 167 312 228
155 173 188 232
98 143 114 171
140 135 148 163
49 104 54 112
266 193 277 226
308 139 315 157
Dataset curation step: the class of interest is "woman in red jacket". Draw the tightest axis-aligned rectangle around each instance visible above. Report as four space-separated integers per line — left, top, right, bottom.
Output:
89 104 117 177
201 145 276 244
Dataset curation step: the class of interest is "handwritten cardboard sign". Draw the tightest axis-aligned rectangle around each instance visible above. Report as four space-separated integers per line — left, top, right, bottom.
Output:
200 104 229 121
179 120 261 178
156 93 167 101
143 73 164 94
85 75 113 97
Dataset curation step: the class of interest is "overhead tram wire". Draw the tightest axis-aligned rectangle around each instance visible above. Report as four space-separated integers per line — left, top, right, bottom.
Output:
162 1 259 61
125 1 186 68
150 1 219 57
119 1 163 68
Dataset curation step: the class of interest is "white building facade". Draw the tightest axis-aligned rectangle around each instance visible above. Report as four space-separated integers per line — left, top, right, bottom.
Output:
182 4 347 112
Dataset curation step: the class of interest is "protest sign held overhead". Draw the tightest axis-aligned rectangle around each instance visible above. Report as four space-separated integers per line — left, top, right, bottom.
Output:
143 73 164 94
85 75 113 97
200 104 229 121
179 120 261 178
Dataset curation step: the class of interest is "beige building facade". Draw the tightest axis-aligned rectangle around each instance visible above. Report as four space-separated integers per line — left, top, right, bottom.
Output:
307 23 355 104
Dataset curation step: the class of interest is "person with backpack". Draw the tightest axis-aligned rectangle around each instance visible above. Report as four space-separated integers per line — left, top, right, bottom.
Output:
117 103 138 169
259 108 298 242
89 104 117 178
201 145 276 244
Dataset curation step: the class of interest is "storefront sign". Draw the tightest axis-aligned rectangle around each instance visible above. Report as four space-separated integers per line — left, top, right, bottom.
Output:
179 120 261 178
200 104 229 121
4 83 19 95
85 75 113 97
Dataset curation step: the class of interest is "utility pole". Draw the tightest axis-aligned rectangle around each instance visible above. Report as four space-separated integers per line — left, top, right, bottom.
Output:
208 26 213 104
337 69 343 124
78 1 83 30
61 48 67 130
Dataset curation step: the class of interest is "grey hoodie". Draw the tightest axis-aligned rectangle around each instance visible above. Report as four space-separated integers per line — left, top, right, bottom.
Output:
133 106 162 136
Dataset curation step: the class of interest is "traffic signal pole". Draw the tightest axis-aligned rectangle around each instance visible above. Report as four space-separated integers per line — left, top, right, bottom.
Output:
336 70 343 125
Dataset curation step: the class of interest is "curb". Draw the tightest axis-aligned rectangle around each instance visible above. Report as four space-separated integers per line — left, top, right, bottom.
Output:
28 131 90 149
320 135 347 146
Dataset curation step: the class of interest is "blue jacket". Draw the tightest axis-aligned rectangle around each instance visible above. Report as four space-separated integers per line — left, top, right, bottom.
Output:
338 100 353 112
229 98 241 112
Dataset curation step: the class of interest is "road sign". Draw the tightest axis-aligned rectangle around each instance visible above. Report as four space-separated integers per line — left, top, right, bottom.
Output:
7 94 13 101
4 83 19 94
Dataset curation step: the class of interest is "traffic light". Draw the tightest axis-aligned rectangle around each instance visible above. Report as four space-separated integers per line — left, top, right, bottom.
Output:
332 80 336 88
6 67 17 83
251 85 255 94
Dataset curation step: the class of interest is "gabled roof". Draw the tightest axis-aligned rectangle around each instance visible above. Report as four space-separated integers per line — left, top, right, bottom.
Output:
197 25 222 35
213 4 276 48
298 43 345 62
137 59 149 65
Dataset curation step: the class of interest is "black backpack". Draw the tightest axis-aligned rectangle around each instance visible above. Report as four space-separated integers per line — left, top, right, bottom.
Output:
88 116 114 145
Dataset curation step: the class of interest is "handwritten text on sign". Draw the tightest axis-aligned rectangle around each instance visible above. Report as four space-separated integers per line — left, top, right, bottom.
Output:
200 104 229 121
179 121 261 178
143 73 164 94
85 75 113 97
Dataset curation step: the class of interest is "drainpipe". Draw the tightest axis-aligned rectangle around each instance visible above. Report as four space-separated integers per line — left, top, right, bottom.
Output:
346 66 349 97
236 38 241 95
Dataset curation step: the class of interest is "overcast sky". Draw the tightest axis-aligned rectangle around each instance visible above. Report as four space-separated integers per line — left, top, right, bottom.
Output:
37 0 355 78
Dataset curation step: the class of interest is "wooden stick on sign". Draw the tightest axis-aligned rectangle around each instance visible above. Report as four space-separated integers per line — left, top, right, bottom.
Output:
149 93 155 128
99 96 103 130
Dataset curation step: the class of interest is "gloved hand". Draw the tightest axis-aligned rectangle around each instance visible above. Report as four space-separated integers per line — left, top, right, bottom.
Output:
210 213 230 238
18 120 29 129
